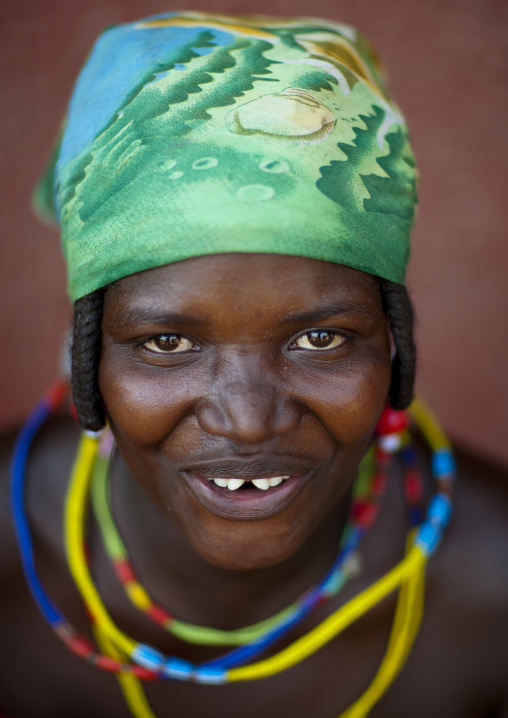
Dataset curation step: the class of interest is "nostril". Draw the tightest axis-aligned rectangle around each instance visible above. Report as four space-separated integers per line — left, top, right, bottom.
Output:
196 385 301 442
196 402 230 437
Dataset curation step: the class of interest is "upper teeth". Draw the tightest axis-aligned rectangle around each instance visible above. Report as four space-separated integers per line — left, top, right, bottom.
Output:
207 476 290 491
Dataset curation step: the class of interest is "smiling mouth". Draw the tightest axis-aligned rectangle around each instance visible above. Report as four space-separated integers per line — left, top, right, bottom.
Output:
182 468 313 520
180 453 317 519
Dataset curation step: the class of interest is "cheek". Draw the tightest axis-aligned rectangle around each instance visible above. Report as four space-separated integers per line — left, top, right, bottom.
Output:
290 350 391 445
98 353 203 448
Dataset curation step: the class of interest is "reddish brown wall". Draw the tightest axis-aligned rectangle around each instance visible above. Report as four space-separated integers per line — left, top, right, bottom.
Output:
1 0 507 464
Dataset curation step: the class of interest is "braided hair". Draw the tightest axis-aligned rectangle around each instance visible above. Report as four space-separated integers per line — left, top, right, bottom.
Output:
71 279 416 431
379 279 416 410
71 288 106 431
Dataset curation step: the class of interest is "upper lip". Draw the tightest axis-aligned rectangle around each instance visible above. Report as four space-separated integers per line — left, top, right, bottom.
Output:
181 455 315 480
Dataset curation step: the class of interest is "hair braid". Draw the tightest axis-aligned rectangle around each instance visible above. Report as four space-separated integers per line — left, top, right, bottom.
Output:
379 279 416 410
71 288 105 431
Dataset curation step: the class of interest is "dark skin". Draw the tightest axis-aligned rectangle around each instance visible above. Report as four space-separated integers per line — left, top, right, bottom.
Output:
1 254 508 718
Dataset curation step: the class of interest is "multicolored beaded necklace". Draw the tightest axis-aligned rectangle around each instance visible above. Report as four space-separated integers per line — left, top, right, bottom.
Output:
11 382 455 718
90 427 382 650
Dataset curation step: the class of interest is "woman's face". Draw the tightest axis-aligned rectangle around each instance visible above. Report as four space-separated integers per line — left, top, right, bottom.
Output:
99 254 392 570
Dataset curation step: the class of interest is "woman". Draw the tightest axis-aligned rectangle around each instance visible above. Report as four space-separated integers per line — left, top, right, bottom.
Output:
2 11 508 717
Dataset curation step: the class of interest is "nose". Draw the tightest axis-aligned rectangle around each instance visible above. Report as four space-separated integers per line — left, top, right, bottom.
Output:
196 357 301 444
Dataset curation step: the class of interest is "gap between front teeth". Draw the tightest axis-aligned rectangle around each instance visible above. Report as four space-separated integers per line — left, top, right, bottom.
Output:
208 476 290 491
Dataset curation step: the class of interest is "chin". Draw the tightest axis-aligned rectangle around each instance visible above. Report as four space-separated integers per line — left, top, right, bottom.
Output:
181 516 315 572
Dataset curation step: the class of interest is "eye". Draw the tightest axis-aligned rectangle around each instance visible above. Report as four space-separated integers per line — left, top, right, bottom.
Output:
290 330 345 351
143 334 196 354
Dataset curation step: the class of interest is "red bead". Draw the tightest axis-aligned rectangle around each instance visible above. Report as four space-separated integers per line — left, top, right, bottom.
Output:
353 501 378 528
147 604 173 625
315 594 328 609
133 666 159 681
115 559 136 584
352 500 367 521
96 655 123 672
375 407 409 436
372 472 387 494
46 380 68 409
67 634 94 658
361 503 378 528
70 401 79 422
405 470 423 502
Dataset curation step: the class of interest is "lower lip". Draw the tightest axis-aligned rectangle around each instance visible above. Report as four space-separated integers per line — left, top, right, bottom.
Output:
183 473 312 521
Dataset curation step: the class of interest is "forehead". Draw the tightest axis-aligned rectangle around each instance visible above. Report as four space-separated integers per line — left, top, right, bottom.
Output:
104 253 381 321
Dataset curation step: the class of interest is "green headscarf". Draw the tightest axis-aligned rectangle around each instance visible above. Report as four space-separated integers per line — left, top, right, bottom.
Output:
36 11 418 301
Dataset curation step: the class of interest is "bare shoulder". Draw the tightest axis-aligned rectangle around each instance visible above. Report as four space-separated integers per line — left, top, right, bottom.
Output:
427 443 508 698
439 444 508 605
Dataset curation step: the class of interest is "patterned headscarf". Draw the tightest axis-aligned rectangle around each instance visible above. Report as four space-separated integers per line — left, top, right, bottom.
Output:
36 12 418 301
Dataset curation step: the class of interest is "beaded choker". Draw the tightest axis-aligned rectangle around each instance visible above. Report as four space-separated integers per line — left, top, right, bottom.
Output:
11 383 455 718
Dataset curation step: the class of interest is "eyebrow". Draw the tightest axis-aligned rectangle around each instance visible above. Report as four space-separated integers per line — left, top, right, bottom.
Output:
113 308 207 330
280 300 378 324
